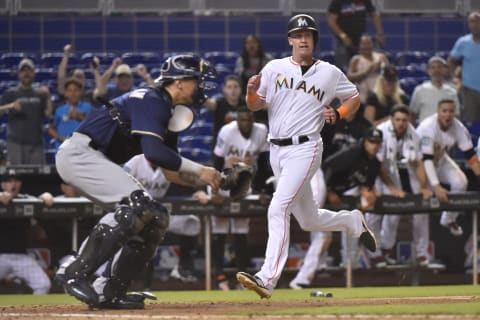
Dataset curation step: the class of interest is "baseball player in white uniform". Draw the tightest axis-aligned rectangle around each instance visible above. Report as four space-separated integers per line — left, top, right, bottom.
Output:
209 107 269 289
236 14 377 299
123 154 201 282
372 105 433 267
416 99 480 236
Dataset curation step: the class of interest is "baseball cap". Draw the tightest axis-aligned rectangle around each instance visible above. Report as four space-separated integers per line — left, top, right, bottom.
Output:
115 64 132 76
428 56 447 66
381 65 398 82
1 168 20 182
365 127 383 143
18 58 35 71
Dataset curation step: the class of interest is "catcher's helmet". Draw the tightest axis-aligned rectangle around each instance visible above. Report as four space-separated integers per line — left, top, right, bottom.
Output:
155 54 216 86
287 14 318 45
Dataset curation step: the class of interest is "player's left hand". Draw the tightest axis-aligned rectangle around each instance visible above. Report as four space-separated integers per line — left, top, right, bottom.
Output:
324 106 338 124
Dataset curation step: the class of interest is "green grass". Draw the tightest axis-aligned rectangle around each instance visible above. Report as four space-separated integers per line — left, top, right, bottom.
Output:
0 285 479 315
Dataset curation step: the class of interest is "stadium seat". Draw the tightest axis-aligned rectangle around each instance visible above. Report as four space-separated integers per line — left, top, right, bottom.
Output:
0 69 16 81
319 51 335 64
0 52 37 69
396 65 428 79
213 64 233 86
395 51 430 66
80 52 118 68
182 120 213 136
40 53 79 68
179 147 212 164
34 68 56 82
399 77 420 97
121 52 162 68
178 135 214 150
203 51 239 69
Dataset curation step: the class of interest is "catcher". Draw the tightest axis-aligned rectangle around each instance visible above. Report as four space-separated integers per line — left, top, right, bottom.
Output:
54 54 251 310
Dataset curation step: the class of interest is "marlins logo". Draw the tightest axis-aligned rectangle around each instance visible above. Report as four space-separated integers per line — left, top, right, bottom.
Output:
297 17 308 27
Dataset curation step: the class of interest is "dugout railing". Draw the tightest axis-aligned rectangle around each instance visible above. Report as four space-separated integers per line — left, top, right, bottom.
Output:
1 192 479 290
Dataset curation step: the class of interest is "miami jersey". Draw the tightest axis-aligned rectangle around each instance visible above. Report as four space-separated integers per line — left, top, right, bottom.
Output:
214 121 269 164
257 57 358 138
416 114 473 164
123 154 170 199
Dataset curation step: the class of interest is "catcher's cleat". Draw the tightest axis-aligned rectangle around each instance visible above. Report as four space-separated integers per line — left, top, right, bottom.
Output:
91 297 144 310
236 272 271 299
65 277 99 306
357 210 377 252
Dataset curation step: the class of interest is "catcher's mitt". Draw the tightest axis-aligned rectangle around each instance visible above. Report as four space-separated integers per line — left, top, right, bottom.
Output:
220 162 253 200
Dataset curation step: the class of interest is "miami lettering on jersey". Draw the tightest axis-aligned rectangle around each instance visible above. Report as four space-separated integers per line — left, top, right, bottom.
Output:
274 73 325 102
226 146 256 158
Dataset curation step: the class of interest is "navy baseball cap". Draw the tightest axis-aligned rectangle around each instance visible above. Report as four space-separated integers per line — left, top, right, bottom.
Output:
365 127 383 143
1 168 20 182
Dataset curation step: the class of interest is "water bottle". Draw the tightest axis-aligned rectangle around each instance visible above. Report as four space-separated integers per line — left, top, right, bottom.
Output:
310 290 333 297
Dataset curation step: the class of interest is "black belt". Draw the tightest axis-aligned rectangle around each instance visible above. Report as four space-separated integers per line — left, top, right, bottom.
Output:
269 135 309 146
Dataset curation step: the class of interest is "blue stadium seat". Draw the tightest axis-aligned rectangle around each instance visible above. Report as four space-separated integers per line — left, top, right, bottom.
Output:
178 135 213 150
121 52 162 68
0 68 16 81
40 52 80 68
0 52 37 69
203 51 239 69
465 122 480 142
182 120 213 136
179 147 212 164
395 51 430 66
35 68 56 82
399 77 421 97
396 65 428 79
0 81 17 94
320 51 335 64
214 64 233 86
80 52 118 68
434 51 449 60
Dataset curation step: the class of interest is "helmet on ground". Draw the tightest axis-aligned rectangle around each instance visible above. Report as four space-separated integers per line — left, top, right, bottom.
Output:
287 14 318 45
155 54 216 86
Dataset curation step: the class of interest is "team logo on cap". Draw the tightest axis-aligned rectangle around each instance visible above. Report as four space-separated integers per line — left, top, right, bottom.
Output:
297 17 308 27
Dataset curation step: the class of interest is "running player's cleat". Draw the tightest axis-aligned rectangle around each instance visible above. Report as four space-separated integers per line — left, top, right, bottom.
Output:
357 210 377 252
236 272 271 299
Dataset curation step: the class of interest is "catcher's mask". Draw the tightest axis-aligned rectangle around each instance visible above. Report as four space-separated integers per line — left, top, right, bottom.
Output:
155 54 217 105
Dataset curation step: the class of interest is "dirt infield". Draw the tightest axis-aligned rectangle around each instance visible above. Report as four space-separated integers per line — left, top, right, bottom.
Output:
1 296 479 320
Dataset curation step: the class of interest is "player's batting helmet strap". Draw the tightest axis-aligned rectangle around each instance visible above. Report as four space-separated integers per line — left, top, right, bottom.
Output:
287 14 318 42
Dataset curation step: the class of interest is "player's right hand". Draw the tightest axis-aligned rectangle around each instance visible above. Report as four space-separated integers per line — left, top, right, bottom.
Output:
433 184 449 203
246 73 261 94
199 166 221 193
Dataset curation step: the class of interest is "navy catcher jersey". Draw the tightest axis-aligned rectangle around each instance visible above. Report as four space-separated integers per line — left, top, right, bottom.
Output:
76 87 175 164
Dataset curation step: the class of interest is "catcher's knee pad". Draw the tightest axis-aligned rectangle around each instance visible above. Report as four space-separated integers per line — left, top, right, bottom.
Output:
114 204 144 235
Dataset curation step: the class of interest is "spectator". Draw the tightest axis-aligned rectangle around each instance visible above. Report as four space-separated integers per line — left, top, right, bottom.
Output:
371 105 433 268
0 169 53 294
235 34 273 95
409 56 460 125
123 154 200 284
203 75 246 143
364 65 408 125
0 58 52 165
93 58 155 101
198 107 270 290
327 0 384 70
448 11 480 123
48 78 92 151
416 99 480 237
57 44 97 105
347 34 389 103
